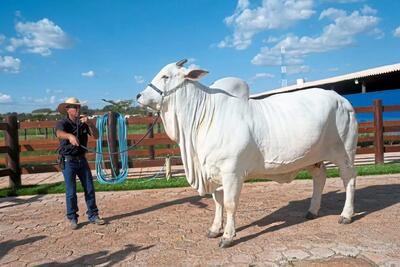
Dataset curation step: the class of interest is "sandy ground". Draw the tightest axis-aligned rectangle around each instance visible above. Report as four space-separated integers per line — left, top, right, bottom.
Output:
1 174 399 266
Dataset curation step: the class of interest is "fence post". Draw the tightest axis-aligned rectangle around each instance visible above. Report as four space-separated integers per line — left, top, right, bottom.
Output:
107 111 120 175
373 99 384 164
5 114 21 188
147 112 155 160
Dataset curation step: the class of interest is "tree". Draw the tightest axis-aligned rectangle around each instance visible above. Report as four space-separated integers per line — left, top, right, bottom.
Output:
101 99 145 115
32 108 52 114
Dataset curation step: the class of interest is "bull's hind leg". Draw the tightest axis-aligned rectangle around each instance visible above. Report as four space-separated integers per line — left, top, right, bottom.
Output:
305 162 327 219
207 188 224 238
336 158 357 224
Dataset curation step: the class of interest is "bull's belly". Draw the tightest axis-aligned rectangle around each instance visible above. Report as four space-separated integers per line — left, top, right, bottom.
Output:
246 156 318 183
247 171 299 184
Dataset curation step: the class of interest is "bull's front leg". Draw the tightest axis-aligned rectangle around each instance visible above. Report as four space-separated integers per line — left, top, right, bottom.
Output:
207 188 224 238
219 174 243 248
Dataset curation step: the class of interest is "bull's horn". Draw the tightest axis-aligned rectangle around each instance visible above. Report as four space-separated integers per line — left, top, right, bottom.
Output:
176 59 188 67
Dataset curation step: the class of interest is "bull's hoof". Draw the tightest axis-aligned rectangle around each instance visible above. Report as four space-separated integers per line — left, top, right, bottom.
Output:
338 216 352 224
305 211 318 220
207 230 222 238
219 237 233 248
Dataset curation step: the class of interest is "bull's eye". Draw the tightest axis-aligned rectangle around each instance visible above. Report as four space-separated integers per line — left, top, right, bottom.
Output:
161 75 169 80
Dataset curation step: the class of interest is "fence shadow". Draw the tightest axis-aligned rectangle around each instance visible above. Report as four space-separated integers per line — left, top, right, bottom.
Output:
0 194 44 210
36 244 154 267
0 235 46 259
232 184 400 246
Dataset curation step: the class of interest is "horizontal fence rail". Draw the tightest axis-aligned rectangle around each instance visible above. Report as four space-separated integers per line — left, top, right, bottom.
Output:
0 99 399 181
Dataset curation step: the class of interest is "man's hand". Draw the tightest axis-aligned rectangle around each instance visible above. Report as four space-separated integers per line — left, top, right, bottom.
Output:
79 115 89 124
68 134 80 146
81 115 99 139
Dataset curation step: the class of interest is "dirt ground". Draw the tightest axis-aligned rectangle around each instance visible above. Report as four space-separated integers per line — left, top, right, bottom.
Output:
0 174 399 266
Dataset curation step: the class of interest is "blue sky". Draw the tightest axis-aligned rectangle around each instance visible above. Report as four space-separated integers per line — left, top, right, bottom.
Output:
0 0 399 113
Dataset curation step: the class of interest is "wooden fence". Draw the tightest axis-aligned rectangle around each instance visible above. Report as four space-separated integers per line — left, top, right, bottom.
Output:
355 99 400 164
2 115 182 174
0 99 399 183
0 114 21 188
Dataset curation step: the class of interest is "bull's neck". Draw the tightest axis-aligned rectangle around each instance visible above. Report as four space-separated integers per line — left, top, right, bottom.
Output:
160 81 211 143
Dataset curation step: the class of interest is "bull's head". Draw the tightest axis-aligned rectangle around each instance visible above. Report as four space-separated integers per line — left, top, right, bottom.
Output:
136 59 209 111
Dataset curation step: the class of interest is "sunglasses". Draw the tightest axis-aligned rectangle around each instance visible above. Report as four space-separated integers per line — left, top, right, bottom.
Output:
66 105 80 109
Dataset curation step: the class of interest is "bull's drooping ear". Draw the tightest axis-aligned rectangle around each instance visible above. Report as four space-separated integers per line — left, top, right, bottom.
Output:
176 59 188 67
184 69 209 81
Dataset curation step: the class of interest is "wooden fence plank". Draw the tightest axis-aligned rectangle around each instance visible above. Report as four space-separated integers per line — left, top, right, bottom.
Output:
355 106 374 113
0 168 12 177
383 105 400 112
383 126 400 132
384 146 400 153
0 146 9 154
358 136 374 142
358 127 375 133
356 147 375 154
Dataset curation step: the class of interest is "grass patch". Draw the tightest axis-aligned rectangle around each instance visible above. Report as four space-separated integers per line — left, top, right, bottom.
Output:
1 163 400 198
0 177 190 198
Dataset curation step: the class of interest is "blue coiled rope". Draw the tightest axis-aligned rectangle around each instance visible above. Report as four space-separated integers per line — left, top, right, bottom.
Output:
95 113 129 184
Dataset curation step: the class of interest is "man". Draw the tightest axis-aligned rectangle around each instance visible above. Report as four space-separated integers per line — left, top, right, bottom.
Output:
56 97 105 229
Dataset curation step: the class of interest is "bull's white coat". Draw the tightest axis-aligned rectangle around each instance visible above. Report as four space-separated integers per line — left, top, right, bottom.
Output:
137 60 358 247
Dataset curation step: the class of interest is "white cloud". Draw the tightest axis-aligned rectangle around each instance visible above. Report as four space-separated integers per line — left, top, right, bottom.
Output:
81 70 95 77
287 65 310 74
218 0 315 50
134 75 145 84
46 88 63 94
394 26 400 38
253 72 275 79
328 67 339 72
0 34 5 44
0 56 21 73
21 95 59 105
249 72 275 84
49 95 56 104
368 28 384 39
188 64 200 70
265 36 280 44
324 0 364 3
361 5 377 15
0 93 12 103
319 8 346 20
252 7 379 66
6 18 72 56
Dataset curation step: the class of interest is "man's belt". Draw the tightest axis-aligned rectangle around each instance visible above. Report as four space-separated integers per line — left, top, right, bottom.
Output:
64 155 85 161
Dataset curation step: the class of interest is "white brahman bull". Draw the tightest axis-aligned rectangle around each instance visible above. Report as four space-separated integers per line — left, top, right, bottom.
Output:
137 59 358 247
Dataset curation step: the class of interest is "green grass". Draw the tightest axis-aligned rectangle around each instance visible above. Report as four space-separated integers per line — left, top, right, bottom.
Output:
1 163 400 198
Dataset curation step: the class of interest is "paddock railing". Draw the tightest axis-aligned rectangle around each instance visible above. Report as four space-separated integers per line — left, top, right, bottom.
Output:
355 99 400 164
0 114 21 188
0 99 399 179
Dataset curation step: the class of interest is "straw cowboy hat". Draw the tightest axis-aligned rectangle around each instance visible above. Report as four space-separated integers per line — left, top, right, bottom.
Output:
57 97 86 114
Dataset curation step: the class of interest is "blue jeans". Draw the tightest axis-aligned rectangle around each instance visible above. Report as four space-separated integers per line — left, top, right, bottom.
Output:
62 157 99 221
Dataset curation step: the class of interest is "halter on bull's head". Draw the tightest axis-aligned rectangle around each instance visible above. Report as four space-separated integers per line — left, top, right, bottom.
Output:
136 59 209 111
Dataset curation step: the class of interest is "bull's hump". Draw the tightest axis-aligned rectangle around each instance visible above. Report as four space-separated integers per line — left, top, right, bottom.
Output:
209 77 249 99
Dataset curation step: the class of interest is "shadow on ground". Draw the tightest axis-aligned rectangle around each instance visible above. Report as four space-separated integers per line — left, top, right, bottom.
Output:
104 194 210 223
233 184 400 246
0 236 46 259
36 244 154 267
0 194 45 210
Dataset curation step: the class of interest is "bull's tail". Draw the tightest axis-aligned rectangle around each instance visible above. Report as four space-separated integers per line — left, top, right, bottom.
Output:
343 99 358 166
